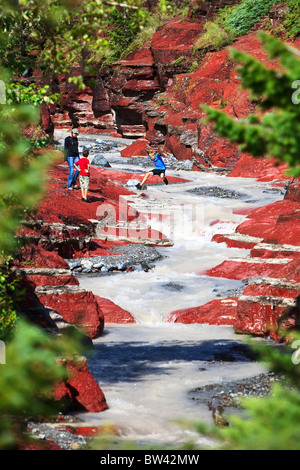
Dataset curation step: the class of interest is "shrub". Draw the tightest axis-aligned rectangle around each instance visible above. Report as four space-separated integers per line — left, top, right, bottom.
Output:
194 21 235 53
0 319 83 449
225 0 282 37
284 0 300 38
0 258 22 341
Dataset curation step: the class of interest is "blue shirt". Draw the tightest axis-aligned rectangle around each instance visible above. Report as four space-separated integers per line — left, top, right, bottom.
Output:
148 153 166 170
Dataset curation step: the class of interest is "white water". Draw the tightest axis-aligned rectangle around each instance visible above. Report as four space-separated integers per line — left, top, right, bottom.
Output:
77 323 267 447
75 145 284 447
80 169 282 324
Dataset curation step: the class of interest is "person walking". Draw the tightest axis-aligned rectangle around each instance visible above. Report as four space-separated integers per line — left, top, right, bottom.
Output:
136 150 168 190
74 149 90 202
64 128 80 190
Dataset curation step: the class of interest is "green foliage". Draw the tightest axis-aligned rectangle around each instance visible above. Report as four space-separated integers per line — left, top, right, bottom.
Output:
0 318 85 449
162 0 191 18
0 0 153 89
195 385 300 450
0 258 21 341
202 31 300 177
102 5 150 62
102 0 189 62
6 82 60 106
225 0 281 37
284 0 300 38
194 21 235 54
0 98 58 254
220 386 300 450
192 0 281 60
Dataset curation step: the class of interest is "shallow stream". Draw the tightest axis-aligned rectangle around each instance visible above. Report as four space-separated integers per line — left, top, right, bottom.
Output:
58 133 285 447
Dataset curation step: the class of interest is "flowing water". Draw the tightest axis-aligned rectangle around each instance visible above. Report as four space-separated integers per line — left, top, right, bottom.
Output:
69 135 285 447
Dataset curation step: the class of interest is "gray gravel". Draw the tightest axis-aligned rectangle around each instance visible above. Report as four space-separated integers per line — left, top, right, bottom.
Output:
188 186 248 199
67 244 163 274
26 415 89 450
189 372 286 419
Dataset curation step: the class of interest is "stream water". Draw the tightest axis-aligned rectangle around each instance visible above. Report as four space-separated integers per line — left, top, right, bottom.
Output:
65 134 285 448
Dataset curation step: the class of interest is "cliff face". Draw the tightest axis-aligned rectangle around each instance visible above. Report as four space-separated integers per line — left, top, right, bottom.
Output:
49 1 295 176
51 1 242 139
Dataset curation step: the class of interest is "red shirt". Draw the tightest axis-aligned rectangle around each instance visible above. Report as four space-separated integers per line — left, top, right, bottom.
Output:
76 157 90 176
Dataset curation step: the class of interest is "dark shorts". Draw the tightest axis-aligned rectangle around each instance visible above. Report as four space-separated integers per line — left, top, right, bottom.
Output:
151 169 166 176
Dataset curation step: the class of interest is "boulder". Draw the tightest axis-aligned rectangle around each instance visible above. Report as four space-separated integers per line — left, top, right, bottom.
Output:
53 356 108 412
234 296 288 339
167 298 238 325
91 154 111 167
203 258 291 281
229 154 289 181
36 288 105 339
120 138 150 158
95 296 135 324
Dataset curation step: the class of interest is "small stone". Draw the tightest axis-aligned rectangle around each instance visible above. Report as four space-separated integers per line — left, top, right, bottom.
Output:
70 442 80 450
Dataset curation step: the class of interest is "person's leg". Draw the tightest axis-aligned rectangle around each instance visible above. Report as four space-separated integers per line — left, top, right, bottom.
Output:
79 176 84 199
86 178 90 201
81 176 89 201
67 157 74 189
159 172 168 185
136 171 152 189
72 157 80 187
141 171 153 185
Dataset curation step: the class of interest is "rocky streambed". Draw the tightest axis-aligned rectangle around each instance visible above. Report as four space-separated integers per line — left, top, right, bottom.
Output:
17 130 300 450
26 370 285 450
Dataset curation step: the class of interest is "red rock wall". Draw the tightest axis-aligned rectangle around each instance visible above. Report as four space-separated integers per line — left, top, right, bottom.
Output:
47 0 246 142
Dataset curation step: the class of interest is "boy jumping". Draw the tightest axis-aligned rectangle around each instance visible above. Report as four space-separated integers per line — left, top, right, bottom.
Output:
136 150 168 190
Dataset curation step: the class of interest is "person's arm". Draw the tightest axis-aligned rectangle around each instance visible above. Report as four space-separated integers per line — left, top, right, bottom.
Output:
64 137 71 150
130 154 148 158
64 137 70 158
131 153 155 160
74 162 80 171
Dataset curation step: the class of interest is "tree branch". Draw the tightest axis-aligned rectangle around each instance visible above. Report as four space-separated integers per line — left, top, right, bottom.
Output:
103 1 138 9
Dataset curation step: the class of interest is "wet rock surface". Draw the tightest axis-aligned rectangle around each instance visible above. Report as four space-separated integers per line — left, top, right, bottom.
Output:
162 282 185 292
189 372 286 415
188 186 247 199
26 416 89 450
67 244 163 274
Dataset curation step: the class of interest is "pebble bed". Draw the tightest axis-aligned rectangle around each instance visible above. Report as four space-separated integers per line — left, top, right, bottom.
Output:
27 415 90 450
67 244 163 274
189 371 286 417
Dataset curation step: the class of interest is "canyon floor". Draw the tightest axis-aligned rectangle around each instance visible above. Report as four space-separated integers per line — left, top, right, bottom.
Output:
23 130 295 450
